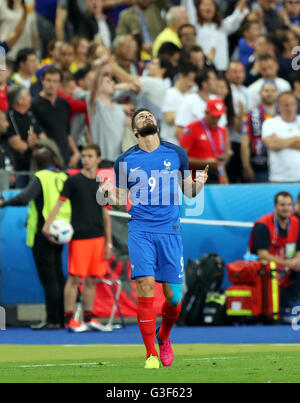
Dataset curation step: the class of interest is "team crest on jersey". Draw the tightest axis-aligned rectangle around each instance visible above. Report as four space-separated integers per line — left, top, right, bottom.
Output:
163 160 172 171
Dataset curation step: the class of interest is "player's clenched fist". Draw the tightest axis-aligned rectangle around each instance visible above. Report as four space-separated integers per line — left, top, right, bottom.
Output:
97 175 115 206
195 165 209 185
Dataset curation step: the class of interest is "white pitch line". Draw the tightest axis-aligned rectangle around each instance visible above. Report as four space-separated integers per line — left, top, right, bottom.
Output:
16 362 101 368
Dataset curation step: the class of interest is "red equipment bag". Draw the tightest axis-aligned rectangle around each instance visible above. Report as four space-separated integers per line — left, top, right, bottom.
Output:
225 284 262 317
227 260 262 285
225 261 280 322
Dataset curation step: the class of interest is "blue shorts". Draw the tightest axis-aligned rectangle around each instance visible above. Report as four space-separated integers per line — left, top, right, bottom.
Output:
128 231 184 284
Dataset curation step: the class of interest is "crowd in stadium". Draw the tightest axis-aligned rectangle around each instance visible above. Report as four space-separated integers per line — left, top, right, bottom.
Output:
0 0 300 187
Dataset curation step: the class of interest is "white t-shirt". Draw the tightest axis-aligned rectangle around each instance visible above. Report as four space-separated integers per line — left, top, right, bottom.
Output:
160 87 186 144
262 115 300 182
175 93 227 128
88 97 126 162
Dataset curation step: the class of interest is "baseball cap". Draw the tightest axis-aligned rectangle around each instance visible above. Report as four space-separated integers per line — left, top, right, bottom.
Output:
205 99 226 117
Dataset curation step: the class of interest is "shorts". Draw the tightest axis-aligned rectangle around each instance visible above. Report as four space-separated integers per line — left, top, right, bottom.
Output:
128 231 184 284
68 237 106 278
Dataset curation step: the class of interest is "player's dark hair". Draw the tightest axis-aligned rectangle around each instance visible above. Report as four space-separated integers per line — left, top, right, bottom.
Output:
131 108 153 130
274 191 293 205
82 144 101 157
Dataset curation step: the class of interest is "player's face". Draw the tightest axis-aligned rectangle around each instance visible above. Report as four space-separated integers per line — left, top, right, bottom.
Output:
275 196 294 220
81 150 101 170
134 111 158 137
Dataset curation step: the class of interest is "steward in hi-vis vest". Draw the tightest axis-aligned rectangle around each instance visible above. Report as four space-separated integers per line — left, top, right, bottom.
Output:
26 169 71 247
0 148 71 329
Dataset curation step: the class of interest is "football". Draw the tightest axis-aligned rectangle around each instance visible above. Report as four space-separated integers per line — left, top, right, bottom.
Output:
49 220 74 244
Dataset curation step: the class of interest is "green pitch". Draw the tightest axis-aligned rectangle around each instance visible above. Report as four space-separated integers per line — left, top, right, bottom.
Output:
1 344 300 383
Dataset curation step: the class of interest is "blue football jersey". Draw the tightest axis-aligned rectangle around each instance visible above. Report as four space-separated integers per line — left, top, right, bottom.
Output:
114 141 191 234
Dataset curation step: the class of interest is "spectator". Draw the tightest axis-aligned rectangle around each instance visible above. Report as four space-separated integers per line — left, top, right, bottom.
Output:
0 147 71 329
31 67 80 168
184 44 212 70
10 48 38 89
88 66 127 165
238 20 261 68
70 36 90 73
241 81 279 183
256 0 285 32
182 0 249 71
0 110 15 182
0 69 9 112
112 34 139 75
245 33 278 85
225 61 253 183
277 29 299 81
152 6 189 56
0 0 38 62
71 67 96 146
0 0 28 57
215 75 236 132
66 0 113 48
6 84 45 188
137 56 174 126
262 91 300 182
38 39 63 69
35 0 58 59
55 0 87 42
179 98 230 184
116 0 167 60
58 42 75 73
278 0 300 36
290 71 300 114
249 191 300 315
42 144 113 333
160 63 198 144
157 42 181 70
175 68 224 139
295 192 300 219
57 72 88 125
178 24 197 57
248 54 291 106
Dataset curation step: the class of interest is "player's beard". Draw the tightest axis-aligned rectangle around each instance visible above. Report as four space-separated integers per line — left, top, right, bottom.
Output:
137 123 158 137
